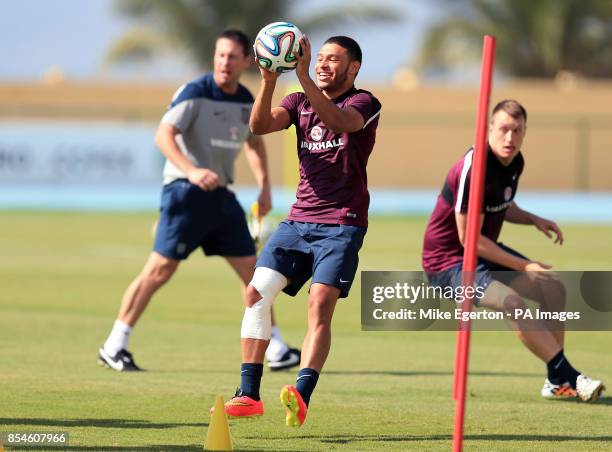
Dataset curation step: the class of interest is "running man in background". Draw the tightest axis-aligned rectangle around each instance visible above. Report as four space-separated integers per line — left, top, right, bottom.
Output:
422 99 605 402
222 35 381 427
98 29 299 373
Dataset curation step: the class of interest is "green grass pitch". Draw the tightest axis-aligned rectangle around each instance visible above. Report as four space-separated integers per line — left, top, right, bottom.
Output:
1 212 611 451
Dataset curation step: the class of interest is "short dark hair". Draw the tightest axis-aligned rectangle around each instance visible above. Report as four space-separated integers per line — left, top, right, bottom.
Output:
492 99 527 122
324 35 362 63
217 29 251 57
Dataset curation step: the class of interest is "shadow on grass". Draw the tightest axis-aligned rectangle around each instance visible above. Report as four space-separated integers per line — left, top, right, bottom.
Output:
7 446 203 452
0 418 207 429
548 395 612 405
9 446 296 452
324 370 541 378
246 433 612 445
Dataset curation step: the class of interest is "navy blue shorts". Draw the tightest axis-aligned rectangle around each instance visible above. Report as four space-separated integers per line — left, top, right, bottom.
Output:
153 179 255 260
256 220 367 298
426 243 528 305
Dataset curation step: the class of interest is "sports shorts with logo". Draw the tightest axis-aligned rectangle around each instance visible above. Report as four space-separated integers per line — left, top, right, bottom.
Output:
154 179 255 260
256 220 367 298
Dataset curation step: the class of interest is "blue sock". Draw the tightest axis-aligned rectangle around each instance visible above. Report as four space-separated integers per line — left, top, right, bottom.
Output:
240 363 263 401
295 368 319 406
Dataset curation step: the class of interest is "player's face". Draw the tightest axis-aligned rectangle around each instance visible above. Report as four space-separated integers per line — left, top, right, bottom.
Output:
315 43 358 92
213 38 250 88
488 110 527 165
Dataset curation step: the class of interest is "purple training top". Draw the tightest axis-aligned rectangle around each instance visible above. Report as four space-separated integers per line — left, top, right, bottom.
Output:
422 146 524 273
280 87 381 227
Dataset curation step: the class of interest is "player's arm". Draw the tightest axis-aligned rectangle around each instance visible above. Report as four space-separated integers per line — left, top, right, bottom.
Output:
249 68 291 135
155 123 219 191
505 201 563 244
455 212 550 271
243 134 272 216
293 36 364 134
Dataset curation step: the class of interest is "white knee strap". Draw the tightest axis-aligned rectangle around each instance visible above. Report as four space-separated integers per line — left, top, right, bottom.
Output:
240 267 288 340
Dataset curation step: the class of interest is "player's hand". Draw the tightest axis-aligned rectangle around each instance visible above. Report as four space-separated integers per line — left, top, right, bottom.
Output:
187 167 220 191
524 261 552 272
258 63 281 82
533 216 564 245
257 185 272 217
294 35 311 79
524 261 559 282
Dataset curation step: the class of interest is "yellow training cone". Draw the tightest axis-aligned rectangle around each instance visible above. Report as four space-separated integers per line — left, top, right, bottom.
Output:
204 395 233 451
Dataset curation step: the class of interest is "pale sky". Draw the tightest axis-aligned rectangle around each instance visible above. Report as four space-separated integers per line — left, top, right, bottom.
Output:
0 0 441 82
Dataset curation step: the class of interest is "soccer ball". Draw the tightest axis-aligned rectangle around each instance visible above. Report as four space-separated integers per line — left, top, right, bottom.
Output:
253 22 303 73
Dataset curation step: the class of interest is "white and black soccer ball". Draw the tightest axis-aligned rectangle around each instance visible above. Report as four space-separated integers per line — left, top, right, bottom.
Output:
253 22 303 73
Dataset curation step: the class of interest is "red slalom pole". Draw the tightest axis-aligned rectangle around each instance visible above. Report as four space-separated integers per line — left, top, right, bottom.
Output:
452 35 496 452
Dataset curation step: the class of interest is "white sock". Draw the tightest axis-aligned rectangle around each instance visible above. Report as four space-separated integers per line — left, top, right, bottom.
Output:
265 326 290 362
103 320 132 356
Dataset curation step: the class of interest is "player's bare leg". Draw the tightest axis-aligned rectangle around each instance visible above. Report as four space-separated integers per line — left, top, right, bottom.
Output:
507 273 566 347
281 283 340 427
480 281 562 361
300 283 340 372
118 252 179 326
480 280 604 400
99 252 179 371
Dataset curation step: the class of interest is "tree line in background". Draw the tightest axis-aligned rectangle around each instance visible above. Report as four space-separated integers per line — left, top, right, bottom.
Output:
420 0 612 78
107 0 612 79
106 0 398 71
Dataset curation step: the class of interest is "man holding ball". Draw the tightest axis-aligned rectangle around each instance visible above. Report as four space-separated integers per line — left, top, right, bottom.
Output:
223 30 381 427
